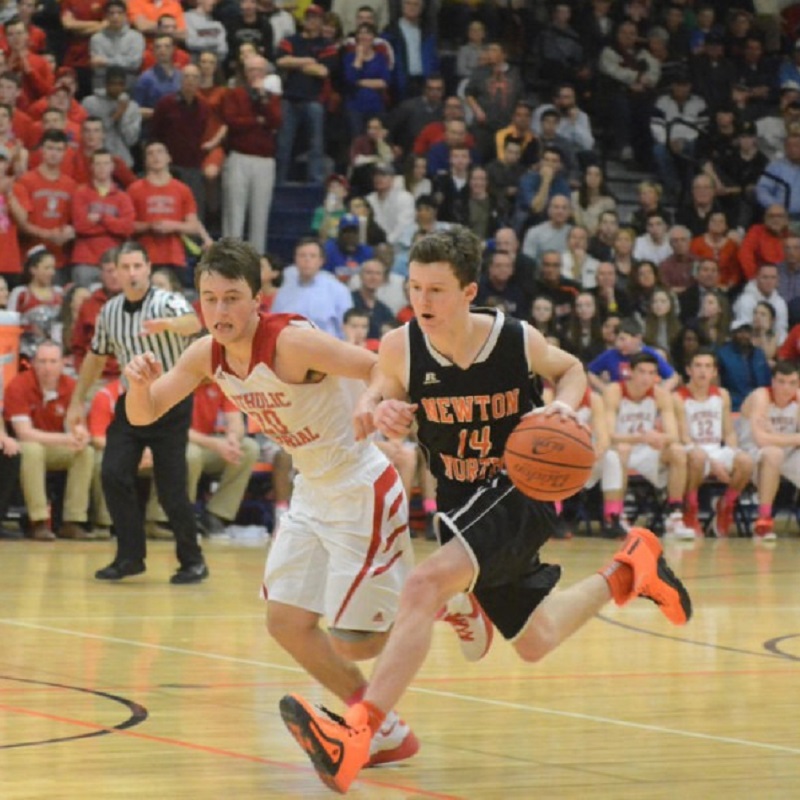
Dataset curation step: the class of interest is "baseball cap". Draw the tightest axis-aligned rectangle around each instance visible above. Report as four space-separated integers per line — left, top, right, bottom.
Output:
373 162 395 176
731 318 753 331
339 213 360 230
305 4 324 16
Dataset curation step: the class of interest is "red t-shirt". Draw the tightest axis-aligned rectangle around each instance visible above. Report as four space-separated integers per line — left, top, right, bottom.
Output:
4 369 75 432
192 381 237 435
71 182 136 265
87 378 122 438
60 0 107 69
127 176 196 267
14 168 78 267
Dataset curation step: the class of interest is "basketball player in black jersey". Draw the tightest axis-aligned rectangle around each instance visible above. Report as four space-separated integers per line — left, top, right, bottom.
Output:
279 226 693 795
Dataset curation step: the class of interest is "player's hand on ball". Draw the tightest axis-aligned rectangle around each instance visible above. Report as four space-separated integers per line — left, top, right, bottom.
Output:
374 399 417 440
528 400 587 431
125 352 162 386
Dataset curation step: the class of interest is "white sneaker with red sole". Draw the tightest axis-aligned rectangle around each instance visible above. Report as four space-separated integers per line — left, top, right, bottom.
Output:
367 711 419 767
438 592 494 662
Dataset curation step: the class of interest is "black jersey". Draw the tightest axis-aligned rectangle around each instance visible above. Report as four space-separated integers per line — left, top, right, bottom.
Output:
408 309 538 511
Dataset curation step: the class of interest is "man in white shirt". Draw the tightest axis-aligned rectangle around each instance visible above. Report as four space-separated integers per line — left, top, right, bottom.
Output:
367 162 415 244
733 262 789 343
633 211 673 263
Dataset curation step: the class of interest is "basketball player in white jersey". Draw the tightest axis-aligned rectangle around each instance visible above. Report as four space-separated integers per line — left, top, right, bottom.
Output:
542 383 626 538
604 352 696 539
738 361 800 540
674 349 753 537
122 238 422 766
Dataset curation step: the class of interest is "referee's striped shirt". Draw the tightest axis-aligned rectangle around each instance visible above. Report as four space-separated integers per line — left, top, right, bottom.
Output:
91 287 196 383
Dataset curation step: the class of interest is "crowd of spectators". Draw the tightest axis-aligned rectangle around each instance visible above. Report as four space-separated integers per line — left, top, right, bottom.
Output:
4 0 800 539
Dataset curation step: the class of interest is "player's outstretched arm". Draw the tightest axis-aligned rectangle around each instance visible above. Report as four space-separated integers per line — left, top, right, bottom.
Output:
125 337 211 426
355 327 416 441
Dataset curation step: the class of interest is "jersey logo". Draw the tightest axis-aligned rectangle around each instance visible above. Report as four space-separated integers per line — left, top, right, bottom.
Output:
372 611 385 623
423 372 440 385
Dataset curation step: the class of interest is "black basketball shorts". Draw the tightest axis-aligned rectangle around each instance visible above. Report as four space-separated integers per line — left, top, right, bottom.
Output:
436 474 562 640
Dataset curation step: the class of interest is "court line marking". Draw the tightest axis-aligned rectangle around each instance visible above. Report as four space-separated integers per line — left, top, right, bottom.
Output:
2 618 800 756
0 702 462 800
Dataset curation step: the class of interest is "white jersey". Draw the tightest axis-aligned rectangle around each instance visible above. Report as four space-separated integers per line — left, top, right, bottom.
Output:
211 314 385 483
738 387 800 451
677 385 723 446
615 383 658 436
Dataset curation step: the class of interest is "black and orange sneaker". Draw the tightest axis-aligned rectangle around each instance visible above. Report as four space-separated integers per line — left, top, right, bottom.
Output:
279 694 371 794
613 527 693 626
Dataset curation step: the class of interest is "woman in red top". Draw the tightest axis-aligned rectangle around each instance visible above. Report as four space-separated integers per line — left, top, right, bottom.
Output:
198 50 228 230
7 246 63 319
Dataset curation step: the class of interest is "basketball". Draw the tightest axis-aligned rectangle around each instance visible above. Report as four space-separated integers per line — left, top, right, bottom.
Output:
504 413 595 502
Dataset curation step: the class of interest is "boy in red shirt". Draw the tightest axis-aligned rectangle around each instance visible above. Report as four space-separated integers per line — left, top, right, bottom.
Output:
128 140 208 284
13 129 77 274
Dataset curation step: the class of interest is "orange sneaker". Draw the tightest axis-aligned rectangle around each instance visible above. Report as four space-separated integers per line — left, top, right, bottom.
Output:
754 517 777 541
366 711 420 767
612 527 693 625
279 694 370 793
438 592 494 661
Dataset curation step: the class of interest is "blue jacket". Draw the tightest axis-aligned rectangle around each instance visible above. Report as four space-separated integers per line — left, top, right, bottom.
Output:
715 342 771 411
382 22 439 100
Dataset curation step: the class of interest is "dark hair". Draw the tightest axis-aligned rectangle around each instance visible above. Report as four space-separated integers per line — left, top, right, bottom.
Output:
687 346 718 367
4 16 24 32
577 163 612 210
756 299 777 326
91 147 112 161
0 71 20 88
23 245 53 281
105 65 127 83
82 115 105 129
541 108 560 122
344 307 370 325
294 236 325 260
105 0 126 11
630 351 660 370
415 194 437 210
195 237 260 296
355 21 376 36
773 359 800 377
408 225 482 287
618 317 643 337
100 246 119 266
41 129 68 145
117 240 150 264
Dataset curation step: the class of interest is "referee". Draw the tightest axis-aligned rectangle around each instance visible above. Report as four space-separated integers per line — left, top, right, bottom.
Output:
66 241 208 584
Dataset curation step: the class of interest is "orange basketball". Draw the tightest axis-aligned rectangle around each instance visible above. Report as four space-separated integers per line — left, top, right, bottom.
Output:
504 413 595 502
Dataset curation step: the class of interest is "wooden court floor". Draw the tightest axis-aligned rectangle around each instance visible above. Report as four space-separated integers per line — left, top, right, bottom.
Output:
1 532 799 800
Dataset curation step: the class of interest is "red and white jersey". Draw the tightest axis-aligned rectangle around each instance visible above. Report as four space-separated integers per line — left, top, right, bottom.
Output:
739 387 800 451
615 382 658 436
765 387 800 434
677 385 723 446
211 313 385 483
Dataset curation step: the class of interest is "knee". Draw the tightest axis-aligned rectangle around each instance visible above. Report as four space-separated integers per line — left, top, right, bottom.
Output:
762 446 784 469
688 448 706 470
330 630 389 661
514 610 558 664
266 604 312 648
667 443 686 464
399 568 449 616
